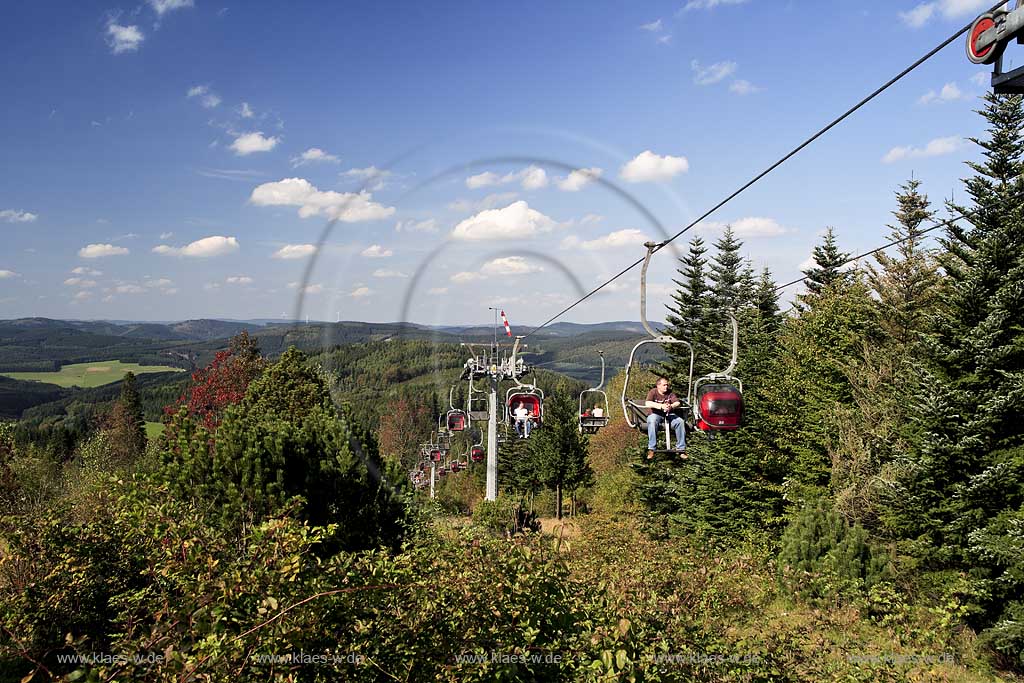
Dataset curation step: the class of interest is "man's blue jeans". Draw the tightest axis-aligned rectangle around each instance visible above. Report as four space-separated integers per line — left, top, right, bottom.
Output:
515 419 532 438
647 413 685 450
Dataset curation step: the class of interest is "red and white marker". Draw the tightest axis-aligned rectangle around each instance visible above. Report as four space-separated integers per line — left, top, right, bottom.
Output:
500 310 512 337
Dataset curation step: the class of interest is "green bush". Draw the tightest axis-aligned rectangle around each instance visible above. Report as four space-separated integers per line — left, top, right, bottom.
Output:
778 499 891 601
472 497 540 536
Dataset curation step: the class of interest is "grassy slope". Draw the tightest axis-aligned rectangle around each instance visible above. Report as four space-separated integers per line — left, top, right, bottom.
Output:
2 360 184 388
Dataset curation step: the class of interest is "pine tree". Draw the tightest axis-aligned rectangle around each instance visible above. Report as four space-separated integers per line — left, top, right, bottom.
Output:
886 93 1024 649
706 226 749 373
663 236 710 380
525 393 592 519
802 227 851 299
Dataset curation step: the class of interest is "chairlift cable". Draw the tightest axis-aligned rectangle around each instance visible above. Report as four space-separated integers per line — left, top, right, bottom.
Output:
520 3 1003 342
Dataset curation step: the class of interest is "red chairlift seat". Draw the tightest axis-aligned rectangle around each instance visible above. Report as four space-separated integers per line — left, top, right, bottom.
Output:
470 446 484 462
446 410 468 432
508 393 541 421
695 383 743 431
430 448 444 462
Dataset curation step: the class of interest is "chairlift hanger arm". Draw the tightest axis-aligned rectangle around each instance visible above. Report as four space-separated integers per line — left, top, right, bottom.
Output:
968 2 1024 64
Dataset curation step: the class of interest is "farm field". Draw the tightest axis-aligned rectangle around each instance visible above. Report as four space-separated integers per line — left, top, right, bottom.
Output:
1 360 184 388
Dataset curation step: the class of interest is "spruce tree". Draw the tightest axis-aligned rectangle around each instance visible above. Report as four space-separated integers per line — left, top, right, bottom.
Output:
706 226 749 373
802 227 851 299
886 93 1024 651
525 393 592 519
107 372 147 466
663 236 711 380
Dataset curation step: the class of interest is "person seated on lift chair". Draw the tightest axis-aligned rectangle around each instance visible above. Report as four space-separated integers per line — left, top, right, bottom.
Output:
513 401 532 439
591 405 604 418
645 376 686 460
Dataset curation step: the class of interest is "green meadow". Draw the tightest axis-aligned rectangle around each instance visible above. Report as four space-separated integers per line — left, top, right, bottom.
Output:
2 360 184 388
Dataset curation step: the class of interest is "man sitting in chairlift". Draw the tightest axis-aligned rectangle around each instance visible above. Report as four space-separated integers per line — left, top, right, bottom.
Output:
591 405 604 418
513 401 532 439
645 377 686 460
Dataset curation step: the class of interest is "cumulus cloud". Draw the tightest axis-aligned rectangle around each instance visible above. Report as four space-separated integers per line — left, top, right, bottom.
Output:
230 132 279 156
361 244 393 258
697 217 789 238
159 232 174 240
451 271 485 284
186 85 221 109
0 209 38 223
287 282 323 294
71 267 102 276
901 0 988 27
272 244 317 259
238 102 254 118
114 284 145 294
148 0 194 15
372 269 407 278
882 136 964 163
395 218 438 233
291 147 340 167
557 167 603 192
571 228 648 251
465 166 548 190
970 71 989 87
481 256 543 275
64 278 97 288
152 236 240 257
691 60 737 85
448 192 519 213
79 243 129 258
451 201 556 241
226 275 253 285
620 150 689 183
918 82 966 104
72 291 93 301
350 286 371 298
0 270 20 279
106 22 143 54
144 278 174 288
249 178 395 221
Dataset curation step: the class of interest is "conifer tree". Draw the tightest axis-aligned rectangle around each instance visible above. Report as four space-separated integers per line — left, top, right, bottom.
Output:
802 227 851 299
107 372 147 466
525 393 592 519
663 236 711 380
706 226 749 371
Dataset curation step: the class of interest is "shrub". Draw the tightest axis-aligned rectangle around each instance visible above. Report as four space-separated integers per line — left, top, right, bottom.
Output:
472 497 540 536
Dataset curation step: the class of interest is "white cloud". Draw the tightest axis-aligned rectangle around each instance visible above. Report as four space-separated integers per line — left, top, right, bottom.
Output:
451 271 485 284
361 244 393 258
697 217 788 238
451 201 556 241
152 236 240 257
448 192 519 213
350 286 371 298
226 276 253 285
145 278 174 288
465 166 548 191
882 136 964 164
691 60 737 85
0 209 38 223
159 232 174 240
286 282 323 295
64 278 97 288
186 85 221 109
970 71 989 87
557 167 603 192
272 244 317 260
291 147 340 167
231 132 279 156
71 267 102 276
575 228 648 251
115 284 145 294
0 270 20 279
918 82 966 104
640 19 663 31
682 0 749 10
106 22 144 54
372 269 407 278
481 256 543 276
341 166 391 190
620 150 689 183
900 0 992 27
730 79 762 95
79 243 129 258
900 2 936 26
73 291 93 301
249 178 395 221
580 213 604 226
239 102 254 118
427 287 448 295
148 0 194 15
395 218 438 233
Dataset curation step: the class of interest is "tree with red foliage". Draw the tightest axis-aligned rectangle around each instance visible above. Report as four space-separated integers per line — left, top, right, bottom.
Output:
164 332 267 433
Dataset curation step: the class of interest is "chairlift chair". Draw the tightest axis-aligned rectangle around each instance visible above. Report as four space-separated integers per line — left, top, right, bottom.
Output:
692 313 744 432
470 444 484 462
579 351 610 434
621 242 694 454
445 386 469 432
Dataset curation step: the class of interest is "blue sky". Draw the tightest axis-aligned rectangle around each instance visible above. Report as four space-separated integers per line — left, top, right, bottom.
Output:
0 0 1007 326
